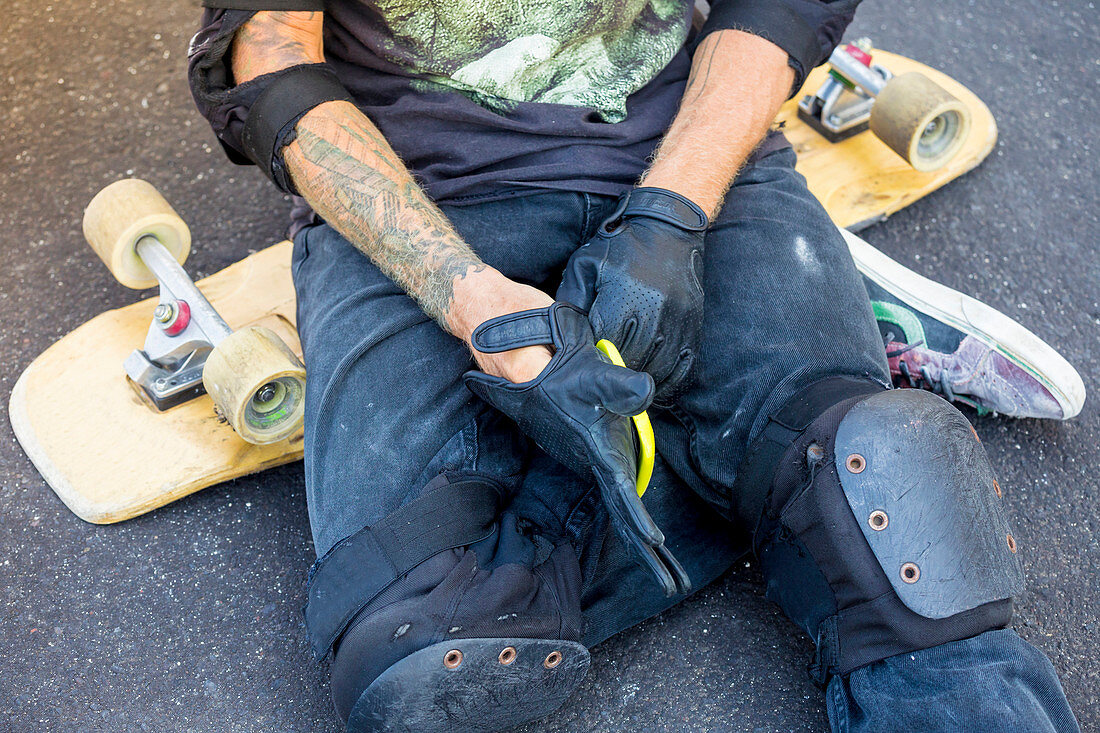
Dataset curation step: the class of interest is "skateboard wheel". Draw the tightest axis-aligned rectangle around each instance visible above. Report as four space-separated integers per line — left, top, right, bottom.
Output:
869 72 972 172
83 179 191 289
202 326 306 445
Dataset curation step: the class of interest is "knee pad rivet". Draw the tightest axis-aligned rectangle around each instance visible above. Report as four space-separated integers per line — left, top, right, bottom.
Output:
498 647 517 666
900 562 921 583
544 651 562 669
1006 534 1017 553
443 649 463 669
993 479 1003 498
868 510 889 531
845 453 866 473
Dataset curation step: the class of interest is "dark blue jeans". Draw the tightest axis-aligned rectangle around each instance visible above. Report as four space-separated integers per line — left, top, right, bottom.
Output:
291 147 1077 731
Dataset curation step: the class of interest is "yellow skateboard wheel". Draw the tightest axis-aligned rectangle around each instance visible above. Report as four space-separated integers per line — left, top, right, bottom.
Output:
595 339 655 497
202 326 306 445
870 72 972 172
82 179 191 289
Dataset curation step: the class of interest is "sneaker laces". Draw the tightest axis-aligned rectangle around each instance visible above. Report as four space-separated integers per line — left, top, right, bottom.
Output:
882 330 957 403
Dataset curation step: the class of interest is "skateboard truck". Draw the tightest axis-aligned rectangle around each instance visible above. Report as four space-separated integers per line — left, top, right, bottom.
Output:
123 234 234 411
797 39 973 171
83 179 306 445
798 39 893 142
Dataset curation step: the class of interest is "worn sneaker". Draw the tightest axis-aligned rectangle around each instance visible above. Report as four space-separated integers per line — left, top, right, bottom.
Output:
842 229 1086 420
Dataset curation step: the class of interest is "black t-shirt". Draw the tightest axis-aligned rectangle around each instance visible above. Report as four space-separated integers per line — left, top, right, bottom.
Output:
192 1 859 213
320 0 698 204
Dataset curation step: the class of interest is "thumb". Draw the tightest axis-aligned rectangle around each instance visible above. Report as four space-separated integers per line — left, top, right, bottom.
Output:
556 248 599 312
462 369 509 410
593 362 654 416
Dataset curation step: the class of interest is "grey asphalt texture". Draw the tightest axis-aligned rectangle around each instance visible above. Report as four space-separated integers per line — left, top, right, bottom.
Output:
1 1 1096 731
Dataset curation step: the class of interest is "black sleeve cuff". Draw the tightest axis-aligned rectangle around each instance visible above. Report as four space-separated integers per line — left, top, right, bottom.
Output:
241 64 354 193
697 0 825 94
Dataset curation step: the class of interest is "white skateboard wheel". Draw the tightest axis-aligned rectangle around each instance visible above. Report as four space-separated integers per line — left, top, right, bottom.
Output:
202 326 306 445
82 179 191 289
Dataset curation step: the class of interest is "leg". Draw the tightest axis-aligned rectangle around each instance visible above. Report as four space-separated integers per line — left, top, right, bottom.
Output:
655 146 1077 731
651 145 892 516
831 629 1080 732
293 192 740 732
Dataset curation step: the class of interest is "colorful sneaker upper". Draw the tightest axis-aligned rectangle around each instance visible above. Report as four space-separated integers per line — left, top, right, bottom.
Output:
866 278 1065 420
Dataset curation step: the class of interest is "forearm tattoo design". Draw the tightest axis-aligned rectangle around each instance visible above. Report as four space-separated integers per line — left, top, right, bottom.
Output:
234 11 487 329
286 109 487 328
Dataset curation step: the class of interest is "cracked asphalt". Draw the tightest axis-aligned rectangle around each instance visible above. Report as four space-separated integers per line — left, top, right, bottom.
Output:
1 1 1096 730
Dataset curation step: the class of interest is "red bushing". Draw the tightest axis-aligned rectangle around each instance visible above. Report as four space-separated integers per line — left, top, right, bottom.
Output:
845 43 873 67
164 300 191 336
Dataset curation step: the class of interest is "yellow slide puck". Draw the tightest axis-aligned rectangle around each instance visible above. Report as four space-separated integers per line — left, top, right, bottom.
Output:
595 339 655 497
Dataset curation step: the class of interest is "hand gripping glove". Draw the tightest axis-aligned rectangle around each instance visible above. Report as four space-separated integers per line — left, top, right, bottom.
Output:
463 303 691 596
557 187 708 404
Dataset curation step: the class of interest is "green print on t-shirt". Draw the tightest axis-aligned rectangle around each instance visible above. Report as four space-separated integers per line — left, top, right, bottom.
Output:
368 0 691 121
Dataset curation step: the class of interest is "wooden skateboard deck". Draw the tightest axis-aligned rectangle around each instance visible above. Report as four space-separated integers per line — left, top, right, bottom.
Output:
9 50 996 524
10 243 303 523
779 51 997 230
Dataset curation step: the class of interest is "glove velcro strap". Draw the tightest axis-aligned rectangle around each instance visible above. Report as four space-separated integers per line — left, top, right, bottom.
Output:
470 307 555 353
304 478 503 659
241 63 353 189
620 187 709 231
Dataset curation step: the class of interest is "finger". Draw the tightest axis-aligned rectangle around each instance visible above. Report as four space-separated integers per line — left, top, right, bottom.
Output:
652 348 696 405
611 521 678 597
555 250 599 312
598 464 663 546
654 543 692 595
587 303 629 352
591 361 654 417
599 313 645 371
606 475 691 595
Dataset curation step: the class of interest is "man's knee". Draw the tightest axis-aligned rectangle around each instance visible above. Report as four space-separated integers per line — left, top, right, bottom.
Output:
306 474 589 731
739 380 1023 683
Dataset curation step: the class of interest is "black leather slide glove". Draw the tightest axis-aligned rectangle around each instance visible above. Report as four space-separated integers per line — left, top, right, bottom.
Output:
557 187 708 404
463 303 691 596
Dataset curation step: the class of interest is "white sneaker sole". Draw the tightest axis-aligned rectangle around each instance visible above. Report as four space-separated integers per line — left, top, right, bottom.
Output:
842 228 1086 420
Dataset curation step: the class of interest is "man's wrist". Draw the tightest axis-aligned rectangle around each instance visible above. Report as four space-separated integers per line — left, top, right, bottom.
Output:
449 267 555 346
448 266 505 342
636 171 720 220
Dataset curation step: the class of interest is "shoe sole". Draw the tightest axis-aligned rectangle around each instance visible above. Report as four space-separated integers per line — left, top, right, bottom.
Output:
346 637 590 732
842 228 1086 419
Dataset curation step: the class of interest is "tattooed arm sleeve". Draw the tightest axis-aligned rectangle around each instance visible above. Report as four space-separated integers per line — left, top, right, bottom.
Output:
284 101 490 330
638 30 794 219
231 11 492 333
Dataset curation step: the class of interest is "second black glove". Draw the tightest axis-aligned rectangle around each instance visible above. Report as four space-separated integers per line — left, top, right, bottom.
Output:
557 187 708 404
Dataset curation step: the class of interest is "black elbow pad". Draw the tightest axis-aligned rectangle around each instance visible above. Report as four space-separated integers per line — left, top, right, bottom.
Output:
187 5 350 193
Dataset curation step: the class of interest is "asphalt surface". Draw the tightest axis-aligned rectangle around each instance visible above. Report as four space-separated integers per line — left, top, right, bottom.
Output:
1 1 1096 731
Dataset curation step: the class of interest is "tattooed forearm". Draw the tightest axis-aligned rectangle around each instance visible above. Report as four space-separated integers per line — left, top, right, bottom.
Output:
640 30 794 218
284 103 488 327
231 10 498 333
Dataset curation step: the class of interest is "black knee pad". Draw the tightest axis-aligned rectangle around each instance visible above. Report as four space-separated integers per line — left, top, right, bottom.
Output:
308 474 589 731
743 379 1023 682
